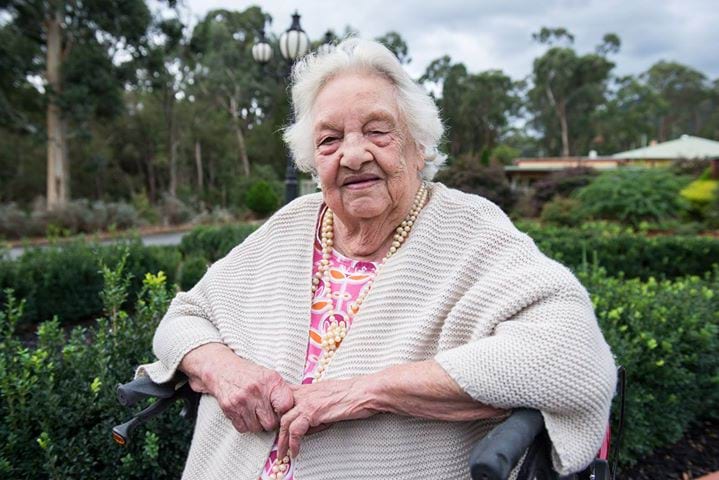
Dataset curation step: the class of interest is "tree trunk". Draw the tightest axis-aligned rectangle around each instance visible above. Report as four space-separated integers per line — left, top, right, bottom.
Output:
46 7 70 210
545 84 571 157
230 96 251 177
558 100 570 157
195 140 203 193
165 92 178 197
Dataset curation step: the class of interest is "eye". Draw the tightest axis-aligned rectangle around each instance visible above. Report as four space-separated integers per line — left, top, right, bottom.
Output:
318 136 339 147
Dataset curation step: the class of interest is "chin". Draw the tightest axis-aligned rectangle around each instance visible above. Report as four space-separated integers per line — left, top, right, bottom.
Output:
344 200 389 219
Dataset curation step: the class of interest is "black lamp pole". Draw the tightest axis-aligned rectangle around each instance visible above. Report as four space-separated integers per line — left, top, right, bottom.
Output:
253 12 334 204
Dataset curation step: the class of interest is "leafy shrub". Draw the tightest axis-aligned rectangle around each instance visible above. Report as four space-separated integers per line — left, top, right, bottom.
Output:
179 223 258 262
0 262 192 479
177 255 209 291
0 203 26 239
575 168 690 226
436 154 515 211
680 179 718 205
582 268 719 467
539 196 587 227
160 194 194 226
0 240 181 329
518 221 719 279
0 200 142 240
531 167 597 216
245 181 279 217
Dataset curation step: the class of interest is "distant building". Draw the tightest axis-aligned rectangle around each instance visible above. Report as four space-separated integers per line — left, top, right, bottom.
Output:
505 135 719 188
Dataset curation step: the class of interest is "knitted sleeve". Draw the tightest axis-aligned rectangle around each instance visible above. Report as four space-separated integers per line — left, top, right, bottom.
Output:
434 270 617 475
136 256 230 383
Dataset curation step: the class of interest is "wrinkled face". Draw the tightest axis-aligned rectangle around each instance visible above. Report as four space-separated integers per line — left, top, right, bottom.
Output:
311 72 425 222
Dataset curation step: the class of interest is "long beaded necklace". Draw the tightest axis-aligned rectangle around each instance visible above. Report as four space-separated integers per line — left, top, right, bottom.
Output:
266 183 428 479
311 181 428 382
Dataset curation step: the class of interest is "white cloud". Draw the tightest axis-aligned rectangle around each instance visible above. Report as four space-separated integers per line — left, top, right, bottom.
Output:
182 0 719 80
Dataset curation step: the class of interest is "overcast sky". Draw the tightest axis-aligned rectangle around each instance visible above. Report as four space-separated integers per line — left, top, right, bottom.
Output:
182 0 718 82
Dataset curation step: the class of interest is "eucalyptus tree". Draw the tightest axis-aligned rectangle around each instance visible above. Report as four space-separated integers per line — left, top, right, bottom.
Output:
131 13 190 198
420 56 519 158
644 61 709 141
529 28 618 157
0 0 155 209
188 6 270 178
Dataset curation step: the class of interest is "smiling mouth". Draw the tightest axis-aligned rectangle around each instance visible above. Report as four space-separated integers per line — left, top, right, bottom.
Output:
342 175 381 188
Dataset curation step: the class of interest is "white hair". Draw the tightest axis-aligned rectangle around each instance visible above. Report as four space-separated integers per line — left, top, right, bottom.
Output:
283 38 447 180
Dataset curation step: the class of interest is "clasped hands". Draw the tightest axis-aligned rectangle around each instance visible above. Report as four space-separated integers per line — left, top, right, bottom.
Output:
182 343 377 460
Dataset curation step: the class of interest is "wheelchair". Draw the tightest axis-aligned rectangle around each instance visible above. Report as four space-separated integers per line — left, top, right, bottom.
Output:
113 367 625 480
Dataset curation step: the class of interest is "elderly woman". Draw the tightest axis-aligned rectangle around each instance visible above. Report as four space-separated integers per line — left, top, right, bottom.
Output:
139 38 616 480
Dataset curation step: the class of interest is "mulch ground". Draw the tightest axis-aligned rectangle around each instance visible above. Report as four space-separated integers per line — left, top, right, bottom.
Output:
620 417 719 479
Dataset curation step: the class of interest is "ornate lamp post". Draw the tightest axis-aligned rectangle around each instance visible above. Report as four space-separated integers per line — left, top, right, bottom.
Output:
253 12 314 204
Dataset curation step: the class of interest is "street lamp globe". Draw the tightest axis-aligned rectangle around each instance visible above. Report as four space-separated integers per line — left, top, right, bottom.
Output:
252 28 273 64
317 31 335 55
279 11 310 61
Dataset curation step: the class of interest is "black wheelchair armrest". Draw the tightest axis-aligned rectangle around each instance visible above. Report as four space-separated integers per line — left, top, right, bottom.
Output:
116 375 180 406
112 373 200 446
469 409 548 480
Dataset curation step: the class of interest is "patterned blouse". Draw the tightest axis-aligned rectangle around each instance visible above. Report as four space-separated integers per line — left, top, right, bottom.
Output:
260 209 378 480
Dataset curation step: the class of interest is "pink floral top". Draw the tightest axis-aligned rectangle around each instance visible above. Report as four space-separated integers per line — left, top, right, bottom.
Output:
260 209 378 480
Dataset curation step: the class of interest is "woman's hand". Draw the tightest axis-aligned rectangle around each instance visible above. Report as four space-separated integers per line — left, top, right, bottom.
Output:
180 343 295 433
277 378 380 459
277 359 507 460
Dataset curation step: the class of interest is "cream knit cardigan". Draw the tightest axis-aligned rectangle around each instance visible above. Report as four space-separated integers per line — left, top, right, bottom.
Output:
139 183 617 479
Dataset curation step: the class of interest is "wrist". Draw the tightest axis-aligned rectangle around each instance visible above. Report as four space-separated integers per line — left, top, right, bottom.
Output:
357 370 393 415
180 342 232 393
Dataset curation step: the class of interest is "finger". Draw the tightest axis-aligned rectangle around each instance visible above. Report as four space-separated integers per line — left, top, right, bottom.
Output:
277 409 298 460
241 406 263 433
229 413 250 433
270 383 295 416
306 423 331 435
255 404 279 431
289 414 311 459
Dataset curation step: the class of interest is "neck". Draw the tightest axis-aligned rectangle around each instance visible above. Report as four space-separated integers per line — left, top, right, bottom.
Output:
331 183 426 262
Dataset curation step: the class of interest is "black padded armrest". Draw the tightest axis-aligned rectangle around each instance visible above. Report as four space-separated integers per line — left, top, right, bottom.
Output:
116 374 182 406
469 409 546 480
112 373 199 446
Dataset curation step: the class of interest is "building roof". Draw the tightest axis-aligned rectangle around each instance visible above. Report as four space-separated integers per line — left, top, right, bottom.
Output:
612 135 719 160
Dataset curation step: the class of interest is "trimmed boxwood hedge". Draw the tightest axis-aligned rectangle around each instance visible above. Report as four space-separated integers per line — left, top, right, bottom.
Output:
2 221 716 329
518 222 719 280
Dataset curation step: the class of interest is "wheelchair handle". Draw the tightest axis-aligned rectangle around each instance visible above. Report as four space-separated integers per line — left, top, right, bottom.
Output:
469 409 545 480
112 374 199 446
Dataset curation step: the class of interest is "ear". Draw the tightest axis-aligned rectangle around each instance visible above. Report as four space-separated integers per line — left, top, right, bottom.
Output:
414 142 426 173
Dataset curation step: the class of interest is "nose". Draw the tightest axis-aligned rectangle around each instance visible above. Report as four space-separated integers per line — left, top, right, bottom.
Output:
339 133 373 171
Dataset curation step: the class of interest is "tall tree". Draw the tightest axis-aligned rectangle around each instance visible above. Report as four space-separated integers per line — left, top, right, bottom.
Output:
189 7 269 178
132 14 189 198
420 56 519 157
644 61 709 141
529 28 617 156
0 0 153 209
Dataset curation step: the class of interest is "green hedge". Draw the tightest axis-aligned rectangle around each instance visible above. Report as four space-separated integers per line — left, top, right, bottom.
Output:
519 222 719 279
0 225 258 329
3 220 716 331
0 263 192 479
0 240 181 329
178 223 258 262
582 268 719 467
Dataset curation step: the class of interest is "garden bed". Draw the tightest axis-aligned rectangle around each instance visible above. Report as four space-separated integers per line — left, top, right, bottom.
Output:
622 417 719 479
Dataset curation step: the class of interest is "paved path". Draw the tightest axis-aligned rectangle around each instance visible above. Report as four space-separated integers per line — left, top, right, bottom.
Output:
6 230 188 260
